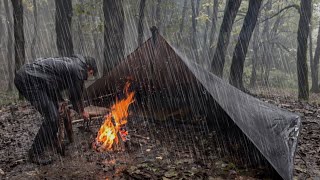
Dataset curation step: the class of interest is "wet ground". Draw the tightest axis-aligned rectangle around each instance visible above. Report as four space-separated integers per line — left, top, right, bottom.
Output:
0 93 319 180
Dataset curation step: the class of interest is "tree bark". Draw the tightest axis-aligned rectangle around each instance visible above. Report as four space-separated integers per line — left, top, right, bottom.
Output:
91 14 100 61
78 0 86 54
249 23 260 88
179 0 188 34
31 0 37 60
11 0 25 73
137 0 146 45
297 0 312 100
210 0 242 77
261 0 272 87
55 0 74 57
4 0 14 91
309 18 314 91
229 0 262 90
311 22 320 93
155 0 161 29
191 0 199 62
0 1 4 47
196 0 201 17
208 0 218 59
103 0 124 75
202 6 210 55
176 0 188 46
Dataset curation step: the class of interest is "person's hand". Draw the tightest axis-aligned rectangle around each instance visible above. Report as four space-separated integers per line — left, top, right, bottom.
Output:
82 111 90 120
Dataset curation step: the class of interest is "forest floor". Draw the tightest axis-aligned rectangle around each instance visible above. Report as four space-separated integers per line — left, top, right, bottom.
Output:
0 89 319 180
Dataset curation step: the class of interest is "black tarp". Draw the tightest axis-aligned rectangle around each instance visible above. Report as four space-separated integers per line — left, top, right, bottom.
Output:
86 32 300 180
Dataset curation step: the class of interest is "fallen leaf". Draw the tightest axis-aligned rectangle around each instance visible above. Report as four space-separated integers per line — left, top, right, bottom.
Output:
164 170 178 178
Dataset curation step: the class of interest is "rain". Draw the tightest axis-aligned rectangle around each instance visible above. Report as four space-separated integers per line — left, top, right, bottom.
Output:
0 0 319 179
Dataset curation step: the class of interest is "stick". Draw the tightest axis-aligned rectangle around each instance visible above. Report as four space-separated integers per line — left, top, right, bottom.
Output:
72 116 104 124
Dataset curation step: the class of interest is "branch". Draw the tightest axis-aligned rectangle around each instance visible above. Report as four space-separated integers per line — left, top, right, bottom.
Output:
259 4 300 24
274 42 291 53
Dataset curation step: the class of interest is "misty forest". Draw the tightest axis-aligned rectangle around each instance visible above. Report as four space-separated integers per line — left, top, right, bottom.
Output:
0 0 320 179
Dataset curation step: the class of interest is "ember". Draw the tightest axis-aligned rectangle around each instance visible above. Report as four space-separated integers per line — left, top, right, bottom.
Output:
94 82 135 151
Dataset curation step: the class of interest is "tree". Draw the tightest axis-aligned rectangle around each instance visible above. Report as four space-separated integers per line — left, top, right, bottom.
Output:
30 0 38 59
191 0 199 62
11 0 25 74
297 0 312 100
202 5 210 55
210 0 242 77
4 0 14 91
249 23 260 88
261 0 272 87
0 1 4 47
229 0 263 90
179 0 188 35
103 0 124 75
155 0 161 29
310 21 320 93
208 0 219 59
137 0 146 45
176 0 188 46
55 0 74 57
77 0 86 54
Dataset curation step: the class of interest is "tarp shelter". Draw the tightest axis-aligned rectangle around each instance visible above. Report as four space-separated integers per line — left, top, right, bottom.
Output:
86 30 301 180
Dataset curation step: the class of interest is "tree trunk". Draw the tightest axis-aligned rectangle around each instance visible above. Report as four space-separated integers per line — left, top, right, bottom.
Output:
210 0 242 77
191 0 199 62
202 6 210 55
103 0 124 75
249 24 260 88
155 0 161 29
297 0 312 100
0 1 4 47
11 0 25 73
31 0 37 60
309 19 314 91
137 0 146 45
176 0 188 46
196 0 201 17
229 0 262 90
311 22 320 93
261 0 272 87
179 0 188 34
91 15 100 61
4 0 14 91
208 0 218 59
55 0 74 57
78 0 86 54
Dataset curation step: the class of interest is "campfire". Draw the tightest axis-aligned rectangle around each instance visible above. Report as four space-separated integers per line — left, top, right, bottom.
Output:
93 82 135 151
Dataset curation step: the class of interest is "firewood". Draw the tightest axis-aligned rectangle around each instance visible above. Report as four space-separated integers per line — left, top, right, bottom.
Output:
84 106 110 117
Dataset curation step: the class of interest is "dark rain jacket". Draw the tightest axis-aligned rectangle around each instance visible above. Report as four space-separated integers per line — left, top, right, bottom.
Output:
16 54 88 113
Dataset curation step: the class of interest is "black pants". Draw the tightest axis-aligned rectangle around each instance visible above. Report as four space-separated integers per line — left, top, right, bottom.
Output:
14 72 59 155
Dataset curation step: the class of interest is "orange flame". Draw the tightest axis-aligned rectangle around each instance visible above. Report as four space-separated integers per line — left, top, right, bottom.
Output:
95 82 135 151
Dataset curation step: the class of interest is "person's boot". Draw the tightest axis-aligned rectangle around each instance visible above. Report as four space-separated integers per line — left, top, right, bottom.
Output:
28 149 53 165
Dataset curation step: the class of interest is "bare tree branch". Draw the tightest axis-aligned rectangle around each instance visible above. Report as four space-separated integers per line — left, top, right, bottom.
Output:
259 4 300 24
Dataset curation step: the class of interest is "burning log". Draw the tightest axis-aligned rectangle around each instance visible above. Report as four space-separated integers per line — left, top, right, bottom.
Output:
93 82 135 152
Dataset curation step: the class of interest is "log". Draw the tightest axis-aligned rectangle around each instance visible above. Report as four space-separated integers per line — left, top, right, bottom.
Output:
72 116 103 124
84 105 110 117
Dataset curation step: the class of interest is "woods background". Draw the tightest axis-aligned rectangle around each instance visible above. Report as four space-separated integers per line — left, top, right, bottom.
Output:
0 0 319 101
